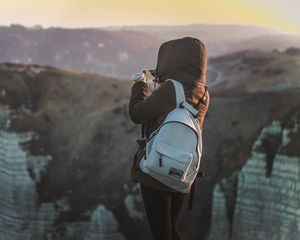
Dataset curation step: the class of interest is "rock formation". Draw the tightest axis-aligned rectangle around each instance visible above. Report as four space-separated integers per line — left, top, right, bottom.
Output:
0 105 125 240
208 112 300 240
0 47 300 239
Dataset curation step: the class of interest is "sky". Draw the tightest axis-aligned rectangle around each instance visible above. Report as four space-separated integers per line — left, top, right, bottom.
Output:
0 0 299 34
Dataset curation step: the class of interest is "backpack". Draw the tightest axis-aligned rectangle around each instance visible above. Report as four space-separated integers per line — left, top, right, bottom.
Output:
139 79 204 193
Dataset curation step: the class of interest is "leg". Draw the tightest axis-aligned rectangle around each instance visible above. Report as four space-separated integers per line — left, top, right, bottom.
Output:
140 183 172 240
170 193 185 240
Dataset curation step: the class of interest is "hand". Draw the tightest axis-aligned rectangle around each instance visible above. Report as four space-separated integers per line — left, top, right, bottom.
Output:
130 72 147 83
143 69 155 81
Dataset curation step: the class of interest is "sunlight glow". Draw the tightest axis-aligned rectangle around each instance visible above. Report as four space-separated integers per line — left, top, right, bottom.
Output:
0 0 299 33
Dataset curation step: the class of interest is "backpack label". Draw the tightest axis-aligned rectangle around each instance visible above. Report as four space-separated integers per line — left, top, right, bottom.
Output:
169 167 184 179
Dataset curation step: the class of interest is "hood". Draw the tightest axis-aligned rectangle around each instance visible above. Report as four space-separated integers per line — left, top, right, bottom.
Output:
155 37 207 87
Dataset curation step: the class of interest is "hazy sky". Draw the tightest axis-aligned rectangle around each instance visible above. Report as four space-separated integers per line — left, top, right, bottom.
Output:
0 0 299 33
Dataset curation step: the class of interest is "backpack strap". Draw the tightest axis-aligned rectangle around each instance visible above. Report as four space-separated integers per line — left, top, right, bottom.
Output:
188 180 196 211
169 79 199 117
170 79 185 108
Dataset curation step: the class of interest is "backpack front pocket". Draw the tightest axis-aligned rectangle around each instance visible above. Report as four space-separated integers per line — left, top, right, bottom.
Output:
144 140 193 182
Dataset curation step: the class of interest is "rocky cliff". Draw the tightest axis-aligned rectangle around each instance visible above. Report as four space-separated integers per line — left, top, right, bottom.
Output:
233 116 300 240
0 48 299 239
208 113 300 240
181 50 300 240
0 106 125 240
0 63 147 239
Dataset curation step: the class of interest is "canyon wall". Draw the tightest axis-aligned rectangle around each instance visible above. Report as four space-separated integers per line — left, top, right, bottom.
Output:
208 115 300 240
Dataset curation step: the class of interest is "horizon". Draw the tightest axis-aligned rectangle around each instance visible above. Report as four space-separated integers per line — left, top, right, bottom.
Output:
1 22 299 36
1 0 300 34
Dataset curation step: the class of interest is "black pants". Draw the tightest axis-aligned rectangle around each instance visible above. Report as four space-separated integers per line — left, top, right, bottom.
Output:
140 183 186 240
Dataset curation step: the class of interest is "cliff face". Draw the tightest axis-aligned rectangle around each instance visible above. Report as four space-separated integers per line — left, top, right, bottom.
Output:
0 63 148 239
0 106 125 240
233 115 300 240
208 111 300 240
181 50 300 240
0 48 299 240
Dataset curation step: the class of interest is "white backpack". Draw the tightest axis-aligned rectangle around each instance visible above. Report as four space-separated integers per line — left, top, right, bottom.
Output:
139 79 203 193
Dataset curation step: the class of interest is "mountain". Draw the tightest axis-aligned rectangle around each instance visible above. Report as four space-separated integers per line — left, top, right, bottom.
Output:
0 48 300 239
1 24 300 81
105 24 300 56
207 47 300 91
0 24 161 79
105 24 281 43
0 63 146 239
232 34 300 54
180 49 300 239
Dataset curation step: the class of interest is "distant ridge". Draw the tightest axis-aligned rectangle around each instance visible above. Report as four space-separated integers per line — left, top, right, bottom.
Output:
0 24 299 78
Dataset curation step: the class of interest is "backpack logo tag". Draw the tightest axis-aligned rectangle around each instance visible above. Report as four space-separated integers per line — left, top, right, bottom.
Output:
169 167 183 179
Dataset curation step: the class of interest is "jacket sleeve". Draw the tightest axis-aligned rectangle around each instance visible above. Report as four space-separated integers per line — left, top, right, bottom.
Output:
128 81 175 124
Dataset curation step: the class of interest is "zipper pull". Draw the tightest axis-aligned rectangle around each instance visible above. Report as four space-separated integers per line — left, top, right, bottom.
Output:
159 154 162 167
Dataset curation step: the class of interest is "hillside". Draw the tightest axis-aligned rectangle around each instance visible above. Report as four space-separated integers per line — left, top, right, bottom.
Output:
106 24 300 56
0 49 299 239
1 24 300 81
105 24 280 43
0 24 161 79
0 63 144 239
207 47 300 91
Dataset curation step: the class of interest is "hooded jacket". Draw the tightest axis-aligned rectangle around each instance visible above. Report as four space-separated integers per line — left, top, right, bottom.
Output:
128 37 210 193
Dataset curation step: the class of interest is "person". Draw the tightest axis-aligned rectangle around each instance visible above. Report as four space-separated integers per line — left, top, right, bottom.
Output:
128 36 210 240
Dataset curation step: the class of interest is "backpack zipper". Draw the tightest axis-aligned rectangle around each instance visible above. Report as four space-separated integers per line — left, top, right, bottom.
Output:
159 154 162 167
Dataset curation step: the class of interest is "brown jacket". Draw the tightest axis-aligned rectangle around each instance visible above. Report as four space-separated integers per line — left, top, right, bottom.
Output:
128 37 210 193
